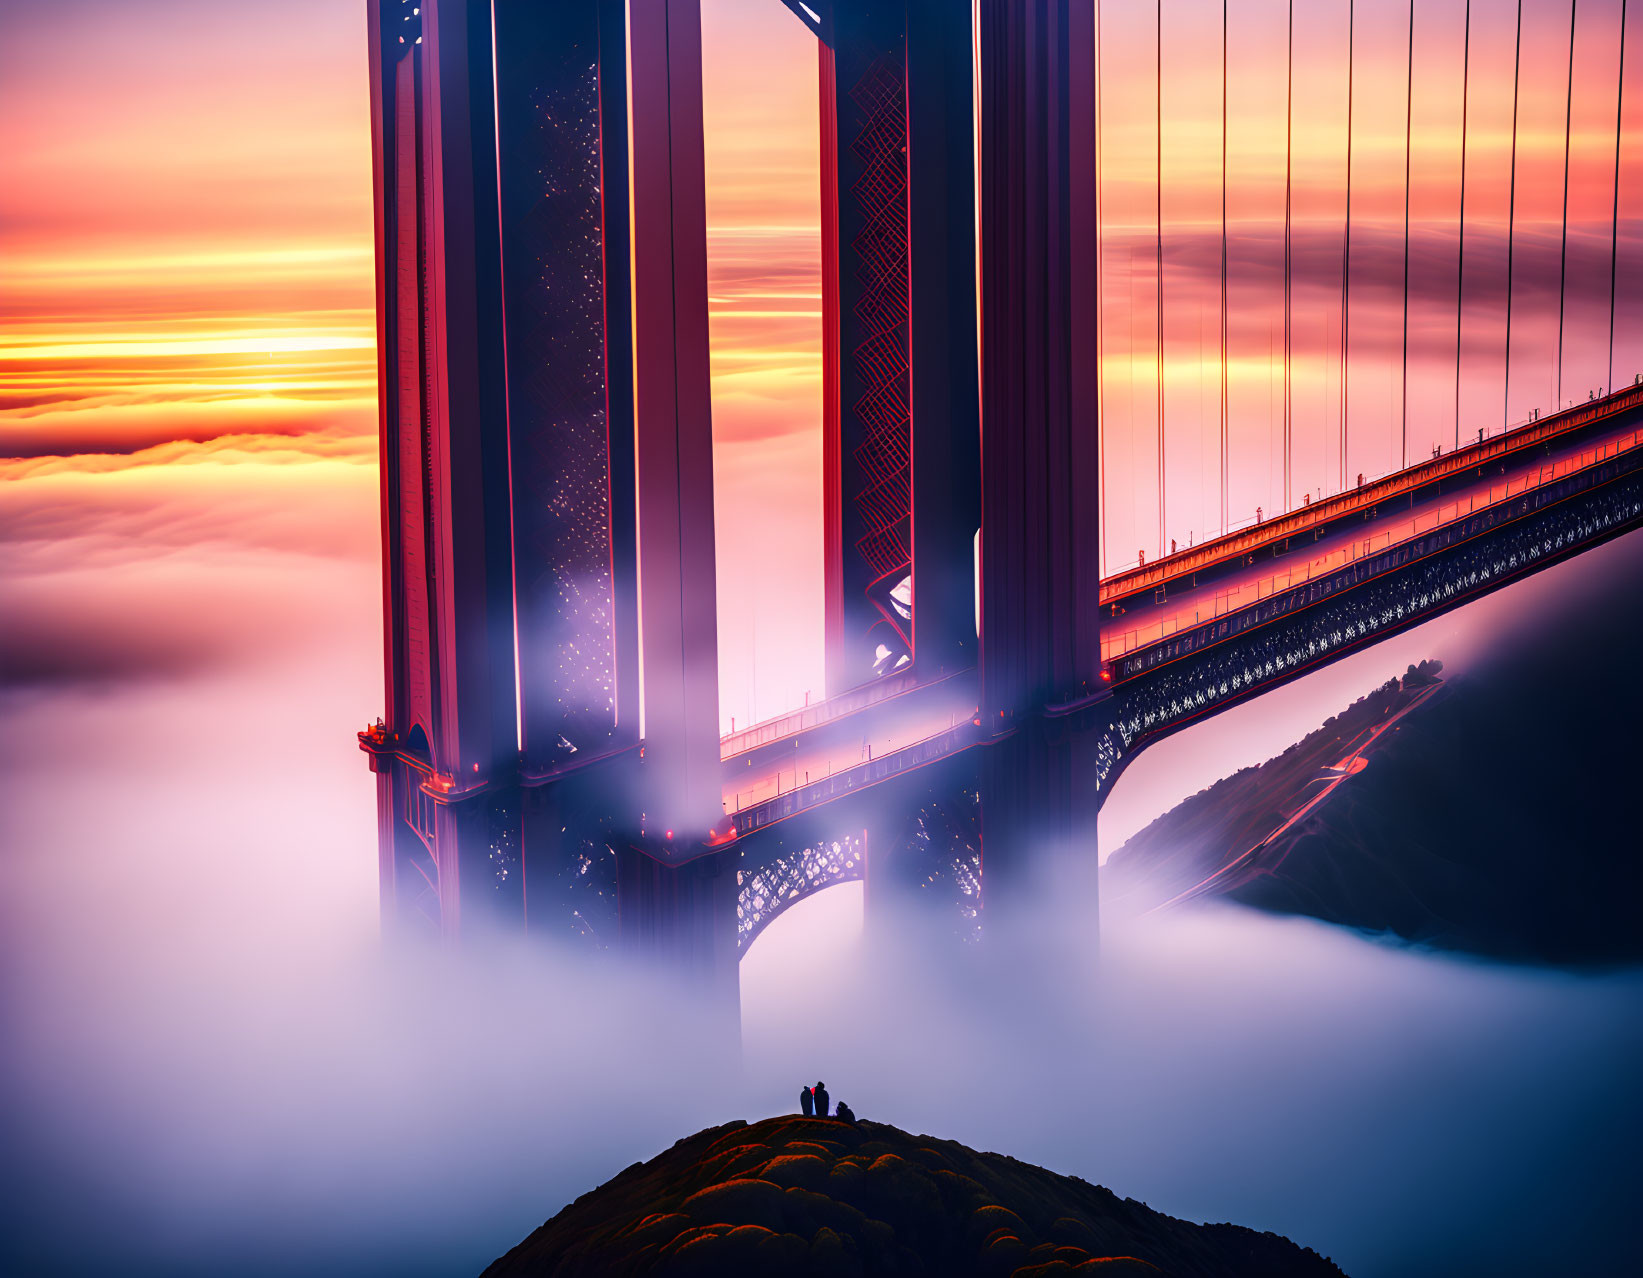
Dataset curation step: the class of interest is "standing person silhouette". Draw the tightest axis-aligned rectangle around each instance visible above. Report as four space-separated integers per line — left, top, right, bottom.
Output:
813 1081 829 1118
799 1084 813 1117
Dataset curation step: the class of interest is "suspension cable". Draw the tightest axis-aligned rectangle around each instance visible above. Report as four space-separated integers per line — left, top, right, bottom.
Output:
1503 0 1523 431
1220 0 1230 534
1556 1 1580 410
1340 0 1356 493
1284 0 1294 510
1608 0 1628 393
1156 0 1166 555
1455 0 1472 452
1401 0 1416 469
1097 0 1108 571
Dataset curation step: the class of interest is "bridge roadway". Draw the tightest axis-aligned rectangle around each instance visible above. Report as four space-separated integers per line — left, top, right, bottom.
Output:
1102 399 1643 663
720 382 1643 839
721 670 978 822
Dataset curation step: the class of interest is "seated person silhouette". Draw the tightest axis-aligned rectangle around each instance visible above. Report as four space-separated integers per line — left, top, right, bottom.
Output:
834 1101 857 1125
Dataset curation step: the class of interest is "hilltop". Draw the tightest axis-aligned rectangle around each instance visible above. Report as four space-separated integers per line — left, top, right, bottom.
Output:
482 1115 1344 1277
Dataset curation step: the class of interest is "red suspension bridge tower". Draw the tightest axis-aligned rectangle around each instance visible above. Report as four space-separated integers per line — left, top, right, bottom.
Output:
360 0 1643 1016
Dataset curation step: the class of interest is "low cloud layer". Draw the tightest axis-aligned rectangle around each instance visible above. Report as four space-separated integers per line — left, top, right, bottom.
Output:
0 438 376 697
2 446 1640 1276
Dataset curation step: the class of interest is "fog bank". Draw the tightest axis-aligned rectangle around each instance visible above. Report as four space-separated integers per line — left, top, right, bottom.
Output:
3 460 1639 1277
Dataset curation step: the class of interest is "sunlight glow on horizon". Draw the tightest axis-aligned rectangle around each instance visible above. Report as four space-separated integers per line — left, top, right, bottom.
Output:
0 334 377 361
4 0 1642 730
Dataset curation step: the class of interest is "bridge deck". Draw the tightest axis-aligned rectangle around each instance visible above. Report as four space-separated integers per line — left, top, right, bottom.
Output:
722 674 976 817
1099 381 1643 605
1102 411 1643 662
718 668 969 760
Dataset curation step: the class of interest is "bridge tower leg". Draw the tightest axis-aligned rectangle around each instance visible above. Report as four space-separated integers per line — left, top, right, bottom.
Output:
907 0 986 679
618 0 739 1020
615 845 742 1026
975 0 1104 929
364 0 529 943
819 0 982 694
365 0 734 987
494 0 642 950
976 724 1103 935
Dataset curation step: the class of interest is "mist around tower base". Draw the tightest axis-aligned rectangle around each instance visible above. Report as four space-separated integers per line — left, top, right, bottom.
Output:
3 482 1640 1278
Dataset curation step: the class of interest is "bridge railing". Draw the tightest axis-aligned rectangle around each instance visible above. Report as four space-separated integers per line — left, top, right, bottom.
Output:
1107 435 1643 687
1099 426 1643 662
718 667 969 759
728 716 977 835
1098 380 1643 603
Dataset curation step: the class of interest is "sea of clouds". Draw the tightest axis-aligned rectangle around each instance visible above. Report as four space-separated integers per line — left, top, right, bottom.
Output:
2 446 1639 1277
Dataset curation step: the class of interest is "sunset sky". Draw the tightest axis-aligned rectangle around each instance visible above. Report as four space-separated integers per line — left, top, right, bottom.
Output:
1 0 376 460
0 0 829 728
3 0 1642 726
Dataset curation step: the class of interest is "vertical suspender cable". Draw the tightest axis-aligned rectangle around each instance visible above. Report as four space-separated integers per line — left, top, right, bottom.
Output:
1556 1 1579 409
1157 0 1166 555
1504 0 1523 431
1097 0 1107 571
1400 0 1416 469
1455 0 1472 452
1610 0 1629 393
1340 0 1356 493
1284 0 1294 510
1220 0 1230 533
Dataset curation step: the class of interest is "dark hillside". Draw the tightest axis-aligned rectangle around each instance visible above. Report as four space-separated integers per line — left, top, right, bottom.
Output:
1104 541 1643 964
483 1116 1345 1278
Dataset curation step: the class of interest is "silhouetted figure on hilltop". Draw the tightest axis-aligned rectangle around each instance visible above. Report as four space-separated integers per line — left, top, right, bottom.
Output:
813 1081 829 1117
835 1101 857 1124
799 1084 813 1117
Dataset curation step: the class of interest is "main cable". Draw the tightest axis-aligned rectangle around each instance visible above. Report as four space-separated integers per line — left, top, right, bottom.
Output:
1340 0 1356 493
1608 0 1628 394
1156 0 1167 555
1097 0 1108 572
1284 0 1294 510
1220 0 1230 533
1455 0 1472 452
1503 0 1523 431
1400 0 1416 469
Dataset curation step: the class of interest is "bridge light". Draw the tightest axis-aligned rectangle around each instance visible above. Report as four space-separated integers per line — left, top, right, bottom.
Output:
665 829 674 840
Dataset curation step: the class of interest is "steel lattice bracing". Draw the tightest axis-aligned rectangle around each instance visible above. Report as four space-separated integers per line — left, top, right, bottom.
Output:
494 7 624 765
880 788 983 944
826 16 914 686
846 53 913 608
737 833 866 952
732 765 983 957
819 2 982 694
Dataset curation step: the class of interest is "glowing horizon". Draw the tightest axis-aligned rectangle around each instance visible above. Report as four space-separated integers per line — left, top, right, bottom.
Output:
5 0 1643 730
